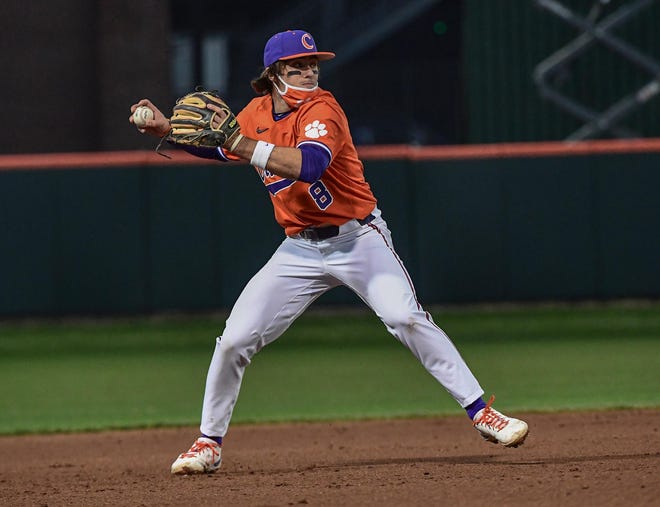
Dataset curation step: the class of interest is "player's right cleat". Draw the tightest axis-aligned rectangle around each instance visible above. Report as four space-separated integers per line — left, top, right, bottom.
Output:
171 437 222 475
472 395 529 447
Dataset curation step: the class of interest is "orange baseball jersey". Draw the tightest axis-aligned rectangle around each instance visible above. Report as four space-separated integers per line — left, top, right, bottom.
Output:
230 89 377 235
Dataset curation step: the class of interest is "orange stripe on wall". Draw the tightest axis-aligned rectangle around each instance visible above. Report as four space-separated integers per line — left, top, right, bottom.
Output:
1 138 660 171
355 138 660 160
0 150 201 171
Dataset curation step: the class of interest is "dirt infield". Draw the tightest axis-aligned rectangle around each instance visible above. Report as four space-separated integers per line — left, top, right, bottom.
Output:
1 409 658 506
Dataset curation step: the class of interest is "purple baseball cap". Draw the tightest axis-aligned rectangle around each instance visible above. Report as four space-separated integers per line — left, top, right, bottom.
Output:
263 30 335 67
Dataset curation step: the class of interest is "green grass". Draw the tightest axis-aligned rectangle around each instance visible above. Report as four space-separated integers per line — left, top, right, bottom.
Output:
0 302 658 434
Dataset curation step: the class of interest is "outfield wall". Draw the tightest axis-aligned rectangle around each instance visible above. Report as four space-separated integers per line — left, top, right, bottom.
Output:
1 140 658 317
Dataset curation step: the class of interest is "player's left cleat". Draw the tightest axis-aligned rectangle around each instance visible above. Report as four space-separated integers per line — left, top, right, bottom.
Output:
472 395 529 447
171 437 222 475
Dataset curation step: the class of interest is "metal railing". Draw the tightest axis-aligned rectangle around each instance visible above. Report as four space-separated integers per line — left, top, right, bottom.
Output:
533 0 660 141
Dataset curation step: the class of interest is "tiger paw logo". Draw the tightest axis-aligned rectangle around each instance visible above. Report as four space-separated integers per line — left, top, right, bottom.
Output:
304 120 328 138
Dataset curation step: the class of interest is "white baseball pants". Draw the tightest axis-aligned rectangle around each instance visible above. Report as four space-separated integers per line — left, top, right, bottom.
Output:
200 210 484 437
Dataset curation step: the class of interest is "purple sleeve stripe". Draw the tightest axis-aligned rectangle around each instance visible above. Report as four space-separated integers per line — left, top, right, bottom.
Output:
297 140 332 160
298 143 332 183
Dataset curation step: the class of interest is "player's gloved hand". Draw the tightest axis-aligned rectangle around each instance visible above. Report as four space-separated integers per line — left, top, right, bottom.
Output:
166 88 242 150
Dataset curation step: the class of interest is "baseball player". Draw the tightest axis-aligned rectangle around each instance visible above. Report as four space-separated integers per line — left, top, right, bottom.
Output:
130 30 529 475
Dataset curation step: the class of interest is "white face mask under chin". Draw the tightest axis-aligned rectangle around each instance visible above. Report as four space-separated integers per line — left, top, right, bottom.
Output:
275 76 320 108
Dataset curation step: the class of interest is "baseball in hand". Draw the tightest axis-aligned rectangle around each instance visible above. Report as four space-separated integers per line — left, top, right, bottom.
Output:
133 106 154 128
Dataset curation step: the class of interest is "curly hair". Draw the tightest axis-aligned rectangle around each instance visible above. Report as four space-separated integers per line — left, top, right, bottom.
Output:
250 63 283 95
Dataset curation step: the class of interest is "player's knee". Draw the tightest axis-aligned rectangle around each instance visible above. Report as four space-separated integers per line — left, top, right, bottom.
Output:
218 330 262 365
381 308 420 333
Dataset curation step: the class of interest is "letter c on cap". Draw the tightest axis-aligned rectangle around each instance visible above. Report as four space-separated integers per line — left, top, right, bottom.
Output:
301 33 314 50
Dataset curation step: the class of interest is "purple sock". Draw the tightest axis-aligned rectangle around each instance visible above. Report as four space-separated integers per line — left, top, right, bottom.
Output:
465 397 487 420
202 434 223 446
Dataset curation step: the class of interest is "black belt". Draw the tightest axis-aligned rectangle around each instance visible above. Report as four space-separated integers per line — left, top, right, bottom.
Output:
298 213 375 241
